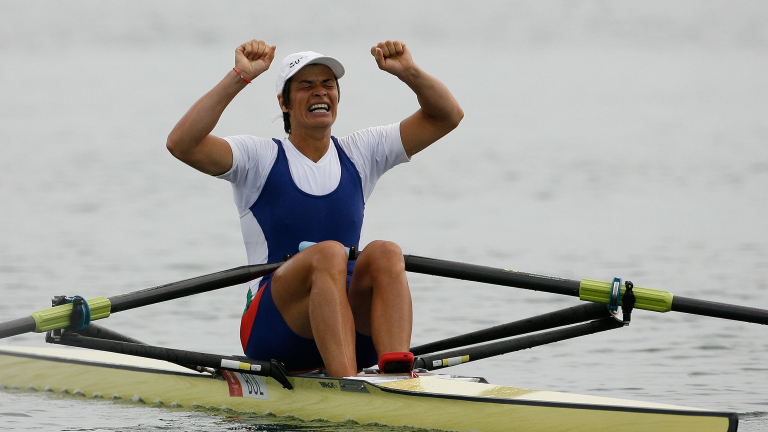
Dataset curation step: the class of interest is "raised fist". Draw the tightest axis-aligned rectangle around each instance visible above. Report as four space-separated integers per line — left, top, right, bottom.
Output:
235 39 276 81
371 40 416 78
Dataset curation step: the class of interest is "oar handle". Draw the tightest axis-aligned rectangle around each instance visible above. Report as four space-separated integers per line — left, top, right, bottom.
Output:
298 241 351 254
298 241 358 260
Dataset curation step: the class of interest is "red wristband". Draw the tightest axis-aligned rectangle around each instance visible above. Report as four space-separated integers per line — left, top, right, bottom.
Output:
233 68 252 84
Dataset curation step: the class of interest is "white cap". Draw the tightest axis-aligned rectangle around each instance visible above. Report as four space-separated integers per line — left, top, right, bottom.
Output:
275 51 345 95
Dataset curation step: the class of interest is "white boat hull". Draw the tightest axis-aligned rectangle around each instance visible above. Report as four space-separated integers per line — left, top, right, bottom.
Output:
0 346 737 432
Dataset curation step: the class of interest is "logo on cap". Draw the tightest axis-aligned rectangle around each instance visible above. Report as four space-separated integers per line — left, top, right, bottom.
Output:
289 57 305 69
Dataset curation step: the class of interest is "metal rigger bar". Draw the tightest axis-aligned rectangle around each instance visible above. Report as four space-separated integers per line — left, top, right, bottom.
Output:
47 331 293 390
413 296 634 372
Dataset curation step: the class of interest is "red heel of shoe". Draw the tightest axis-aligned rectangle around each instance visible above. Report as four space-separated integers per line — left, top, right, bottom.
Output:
378 352 417 377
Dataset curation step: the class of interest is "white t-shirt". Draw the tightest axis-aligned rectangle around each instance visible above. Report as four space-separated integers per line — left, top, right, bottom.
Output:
217 123 408 287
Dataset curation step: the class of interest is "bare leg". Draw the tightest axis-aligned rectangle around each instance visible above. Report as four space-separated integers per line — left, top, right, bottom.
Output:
348 240 413 356
270 241 357 378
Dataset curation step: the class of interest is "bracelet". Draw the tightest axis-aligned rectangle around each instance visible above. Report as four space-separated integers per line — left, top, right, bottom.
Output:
233 68 252 84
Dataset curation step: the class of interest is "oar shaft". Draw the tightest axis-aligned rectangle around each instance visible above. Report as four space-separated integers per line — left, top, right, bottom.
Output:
404 254 768 325
0 261 284 341
672 296 768 325
0 316 36 339
403 255 581 297
109 262 283 313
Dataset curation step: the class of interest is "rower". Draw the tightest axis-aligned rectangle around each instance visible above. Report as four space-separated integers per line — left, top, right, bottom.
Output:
166 39 463 378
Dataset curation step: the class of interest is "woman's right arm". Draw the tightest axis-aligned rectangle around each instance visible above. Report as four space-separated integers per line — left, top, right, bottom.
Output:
166 39 276 176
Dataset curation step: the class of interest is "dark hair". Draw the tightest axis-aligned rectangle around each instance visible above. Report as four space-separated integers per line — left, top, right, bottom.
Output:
281 75 340 134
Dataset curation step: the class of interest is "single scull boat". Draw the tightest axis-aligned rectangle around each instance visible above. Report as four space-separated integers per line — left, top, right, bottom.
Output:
1 252 765 431
0 345 737 432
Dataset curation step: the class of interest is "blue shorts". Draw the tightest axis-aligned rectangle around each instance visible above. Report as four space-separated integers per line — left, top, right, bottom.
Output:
240 274 379 372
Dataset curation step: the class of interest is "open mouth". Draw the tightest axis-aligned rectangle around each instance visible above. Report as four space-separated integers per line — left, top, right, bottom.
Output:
308 104 330 113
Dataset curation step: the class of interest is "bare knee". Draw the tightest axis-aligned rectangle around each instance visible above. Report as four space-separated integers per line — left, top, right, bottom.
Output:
363 240 404 273
364 240 402 256
307 241 349 274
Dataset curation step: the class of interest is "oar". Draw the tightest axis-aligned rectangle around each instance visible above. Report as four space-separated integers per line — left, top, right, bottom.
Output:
297 242 768 325
402 255 768 325
0 261 284 340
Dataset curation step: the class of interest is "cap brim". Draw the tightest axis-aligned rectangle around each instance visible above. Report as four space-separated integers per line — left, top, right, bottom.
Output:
304 56 345 80
276 52 346 95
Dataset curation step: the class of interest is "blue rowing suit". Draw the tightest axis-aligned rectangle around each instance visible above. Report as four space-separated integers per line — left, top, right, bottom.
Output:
240 137 378 371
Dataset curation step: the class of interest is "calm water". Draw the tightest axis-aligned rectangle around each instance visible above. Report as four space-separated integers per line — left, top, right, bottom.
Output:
1 1 767 431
